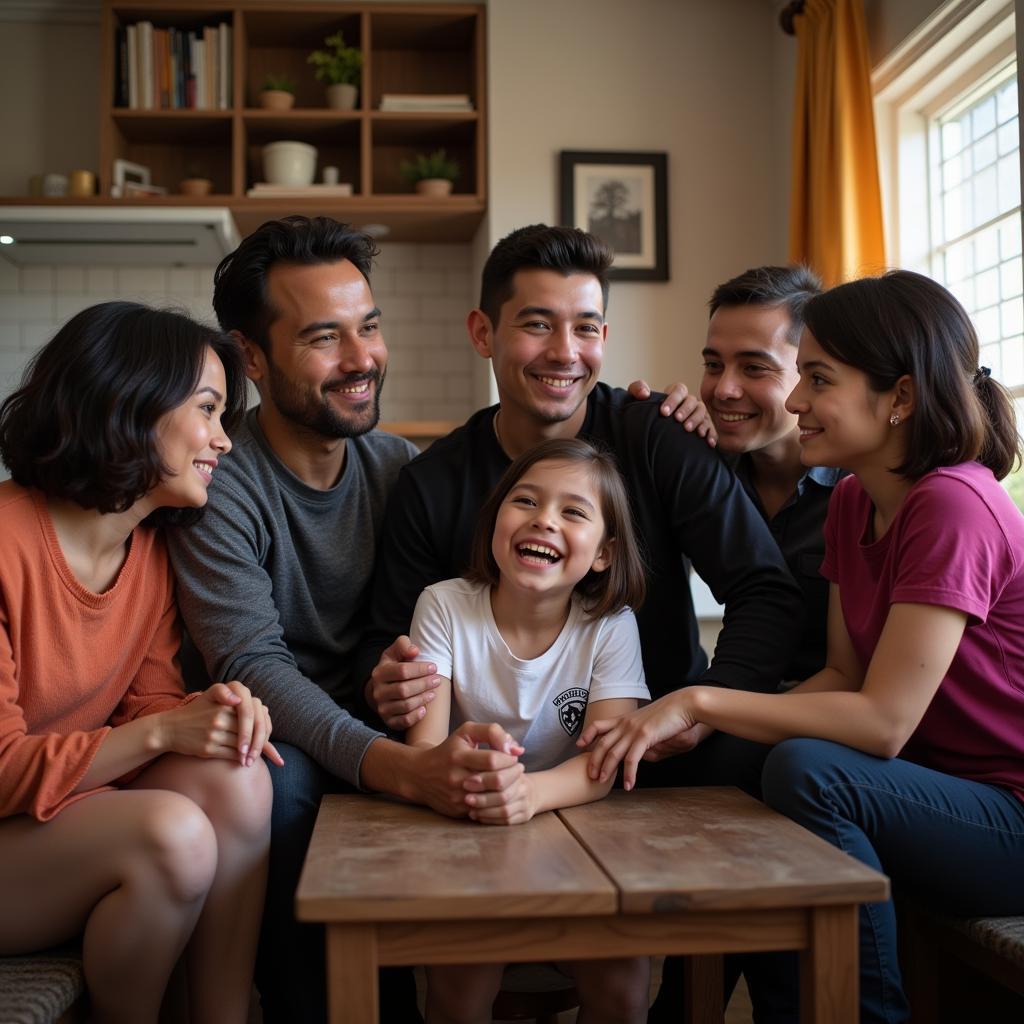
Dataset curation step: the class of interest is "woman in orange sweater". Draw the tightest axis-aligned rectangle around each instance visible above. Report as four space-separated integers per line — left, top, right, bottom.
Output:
0 302 282 1024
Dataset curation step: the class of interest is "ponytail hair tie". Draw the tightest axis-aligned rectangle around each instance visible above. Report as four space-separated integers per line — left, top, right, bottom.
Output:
973 366 991 384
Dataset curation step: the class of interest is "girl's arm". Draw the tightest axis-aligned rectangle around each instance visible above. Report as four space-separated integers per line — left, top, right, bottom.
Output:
468 697 638 825
583 599 967 789
405 674 453 749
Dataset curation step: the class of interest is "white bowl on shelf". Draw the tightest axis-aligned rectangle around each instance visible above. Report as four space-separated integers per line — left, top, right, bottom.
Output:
262 141 318 186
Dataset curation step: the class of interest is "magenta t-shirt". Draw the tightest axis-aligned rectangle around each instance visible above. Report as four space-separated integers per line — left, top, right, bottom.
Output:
821 462 1024 799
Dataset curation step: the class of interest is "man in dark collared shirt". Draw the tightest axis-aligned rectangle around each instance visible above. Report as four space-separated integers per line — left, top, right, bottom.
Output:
700 264 843 686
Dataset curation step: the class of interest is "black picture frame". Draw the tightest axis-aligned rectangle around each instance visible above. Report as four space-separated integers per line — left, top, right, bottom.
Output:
559 150 668 281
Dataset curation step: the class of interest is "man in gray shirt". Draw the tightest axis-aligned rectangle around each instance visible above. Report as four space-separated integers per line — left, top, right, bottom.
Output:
168 216 526 1023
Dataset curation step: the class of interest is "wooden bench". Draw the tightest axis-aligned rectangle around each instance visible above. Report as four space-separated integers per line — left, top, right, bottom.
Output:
0 947 85 1024
296 787 889 1023
900 905 1024 1021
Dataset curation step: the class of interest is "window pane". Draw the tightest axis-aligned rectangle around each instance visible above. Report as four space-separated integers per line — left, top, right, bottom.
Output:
942 119 964 155
998 117 1018 156
977 266 1001 307
998 154 1021 213
1001 217 1022 259
976 304 1001 343
974 133 998 171
997 80 1018 124
1001 256 1023 297
1002 297 1024 338
976 225 1000 270
1002 334 1024 386
944 185 967 240
973 166 999 224
973 95 997 138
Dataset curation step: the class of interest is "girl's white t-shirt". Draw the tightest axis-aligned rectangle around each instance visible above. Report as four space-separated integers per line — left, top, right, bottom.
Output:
409 577 650 771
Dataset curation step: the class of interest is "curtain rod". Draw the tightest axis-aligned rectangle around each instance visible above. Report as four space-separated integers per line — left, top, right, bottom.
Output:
779 0 805 35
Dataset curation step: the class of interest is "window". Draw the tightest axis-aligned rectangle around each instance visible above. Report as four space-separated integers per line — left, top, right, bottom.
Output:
874 0 1024 505
931 65 1021 390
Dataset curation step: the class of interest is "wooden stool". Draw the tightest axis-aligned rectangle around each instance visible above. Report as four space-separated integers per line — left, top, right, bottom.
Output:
492 963 579 1023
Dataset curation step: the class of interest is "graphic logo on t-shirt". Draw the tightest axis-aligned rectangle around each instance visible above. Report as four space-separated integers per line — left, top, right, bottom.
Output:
553 687 589 736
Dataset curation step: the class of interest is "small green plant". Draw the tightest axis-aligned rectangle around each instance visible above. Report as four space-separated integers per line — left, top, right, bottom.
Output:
307 31 363 86
400 148 460 185
262 73 296 94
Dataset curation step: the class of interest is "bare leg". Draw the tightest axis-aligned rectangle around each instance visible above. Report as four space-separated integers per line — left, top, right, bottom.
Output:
129 753 272 1024
0 789 218 1024
425 962 506 1024
566 956 651 1024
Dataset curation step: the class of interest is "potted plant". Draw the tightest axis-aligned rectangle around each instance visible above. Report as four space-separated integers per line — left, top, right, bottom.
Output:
400 148 460 197
259 74 296 111
307 31 362 110
178 163 213 196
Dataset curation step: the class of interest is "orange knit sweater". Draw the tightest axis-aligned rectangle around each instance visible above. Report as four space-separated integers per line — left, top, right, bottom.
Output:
0 482 192 821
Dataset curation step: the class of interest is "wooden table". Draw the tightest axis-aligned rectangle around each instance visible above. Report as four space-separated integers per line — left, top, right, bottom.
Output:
296 788 888 1023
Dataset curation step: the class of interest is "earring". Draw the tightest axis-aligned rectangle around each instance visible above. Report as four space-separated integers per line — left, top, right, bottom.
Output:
889 413 901 426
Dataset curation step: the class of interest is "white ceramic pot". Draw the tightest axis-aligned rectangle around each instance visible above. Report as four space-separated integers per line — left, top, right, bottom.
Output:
262 141 318 186
325 83 357 110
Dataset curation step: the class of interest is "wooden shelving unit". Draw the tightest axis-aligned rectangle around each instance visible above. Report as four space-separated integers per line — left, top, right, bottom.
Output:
6 2 487 243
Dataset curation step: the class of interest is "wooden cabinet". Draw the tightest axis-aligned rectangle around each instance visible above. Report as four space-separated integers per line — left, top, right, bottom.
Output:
48 2 486 243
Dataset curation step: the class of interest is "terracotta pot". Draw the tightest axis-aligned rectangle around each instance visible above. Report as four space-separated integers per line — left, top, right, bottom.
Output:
260 89 295 111
178 177 213 197
325 83 357 110
415 178 453 197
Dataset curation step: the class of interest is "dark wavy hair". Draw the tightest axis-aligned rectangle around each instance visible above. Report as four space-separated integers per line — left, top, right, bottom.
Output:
213 215 379 352
803 270 1021 480
709 265 821 345
466 438 646 618
479 224 613 327
0 301 246 523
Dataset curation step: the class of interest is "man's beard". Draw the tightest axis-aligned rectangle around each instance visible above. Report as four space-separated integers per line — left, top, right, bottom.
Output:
265 361 385 439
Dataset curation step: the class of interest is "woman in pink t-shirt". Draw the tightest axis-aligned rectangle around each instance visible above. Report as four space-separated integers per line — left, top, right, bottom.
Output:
0 302 283 1024
582 270 1024 1023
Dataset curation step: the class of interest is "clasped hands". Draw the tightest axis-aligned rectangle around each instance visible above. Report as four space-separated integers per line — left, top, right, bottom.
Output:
159 681 284 768
369 637 713 817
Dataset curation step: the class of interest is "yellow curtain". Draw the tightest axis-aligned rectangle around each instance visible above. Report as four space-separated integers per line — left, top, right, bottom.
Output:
789 0 886 285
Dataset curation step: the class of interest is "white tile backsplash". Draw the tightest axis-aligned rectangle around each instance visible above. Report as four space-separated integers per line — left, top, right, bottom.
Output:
0 241 478 427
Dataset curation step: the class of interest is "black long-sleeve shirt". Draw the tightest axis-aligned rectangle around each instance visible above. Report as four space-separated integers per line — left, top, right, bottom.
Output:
356 384 802 700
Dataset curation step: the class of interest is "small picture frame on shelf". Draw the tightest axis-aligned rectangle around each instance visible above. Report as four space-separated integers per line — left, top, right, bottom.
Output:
559 150 668 281
111 158 151 198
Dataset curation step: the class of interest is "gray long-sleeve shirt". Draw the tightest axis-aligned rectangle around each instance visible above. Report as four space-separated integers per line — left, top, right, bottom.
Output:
167 408 418 786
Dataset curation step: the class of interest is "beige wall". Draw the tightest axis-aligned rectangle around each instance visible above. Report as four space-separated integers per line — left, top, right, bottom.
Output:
484 0 797 393
0 17 100 196
863 0 949 67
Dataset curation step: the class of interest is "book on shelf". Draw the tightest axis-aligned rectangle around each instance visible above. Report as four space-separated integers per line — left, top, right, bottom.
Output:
379 93 473 112
115 19 232 110
122 182 169 197
246 183 354 198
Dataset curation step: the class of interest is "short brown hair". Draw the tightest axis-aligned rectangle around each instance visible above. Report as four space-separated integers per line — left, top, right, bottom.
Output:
466 438 646 617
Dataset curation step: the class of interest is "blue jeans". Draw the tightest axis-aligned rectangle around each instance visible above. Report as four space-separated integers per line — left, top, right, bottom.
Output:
256 742 421 1023
760 738 1024 1024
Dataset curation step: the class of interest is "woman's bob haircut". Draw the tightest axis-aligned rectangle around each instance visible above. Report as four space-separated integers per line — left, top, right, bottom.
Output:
0 301 246 523
466 437 646 618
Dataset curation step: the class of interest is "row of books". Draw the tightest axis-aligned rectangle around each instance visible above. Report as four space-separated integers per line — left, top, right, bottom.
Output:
378 93 473 112
115 21 232 110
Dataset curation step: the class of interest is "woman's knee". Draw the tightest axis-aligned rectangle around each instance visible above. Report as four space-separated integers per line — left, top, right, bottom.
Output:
134 792 218 903
197 758 273 841
761 738 846 818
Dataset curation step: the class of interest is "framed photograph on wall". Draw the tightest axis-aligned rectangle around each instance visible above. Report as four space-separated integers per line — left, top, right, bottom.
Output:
560 150 668 281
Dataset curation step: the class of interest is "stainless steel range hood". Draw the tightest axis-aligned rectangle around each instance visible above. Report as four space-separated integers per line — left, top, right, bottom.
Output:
0 206 240 266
